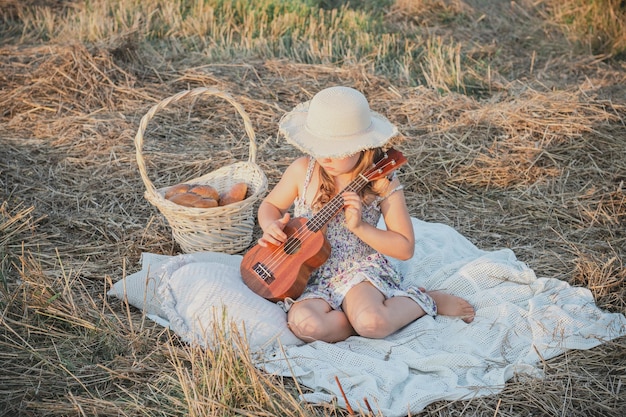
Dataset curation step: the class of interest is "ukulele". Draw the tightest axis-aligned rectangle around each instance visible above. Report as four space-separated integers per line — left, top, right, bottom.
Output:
240 148 407 302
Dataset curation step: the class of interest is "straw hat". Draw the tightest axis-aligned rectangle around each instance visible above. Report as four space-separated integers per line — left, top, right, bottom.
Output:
279 86 398 159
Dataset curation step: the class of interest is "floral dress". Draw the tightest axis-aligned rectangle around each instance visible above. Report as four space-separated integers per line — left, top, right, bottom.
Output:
281 158 437 316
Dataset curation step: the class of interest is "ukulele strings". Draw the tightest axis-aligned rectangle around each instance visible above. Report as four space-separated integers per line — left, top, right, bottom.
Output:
280 156 394 249
258 157 398 272
258 156 398 272
258 177 366 273
274 156 396 256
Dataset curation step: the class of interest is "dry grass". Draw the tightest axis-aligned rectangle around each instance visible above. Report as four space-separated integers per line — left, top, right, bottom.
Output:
1 0 625 416
546 0 626 57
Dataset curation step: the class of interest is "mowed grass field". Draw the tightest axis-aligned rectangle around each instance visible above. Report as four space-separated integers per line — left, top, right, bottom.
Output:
1 0 625 416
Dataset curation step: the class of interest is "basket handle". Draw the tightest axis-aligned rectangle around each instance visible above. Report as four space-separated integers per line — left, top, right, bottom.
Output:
134 87 258 196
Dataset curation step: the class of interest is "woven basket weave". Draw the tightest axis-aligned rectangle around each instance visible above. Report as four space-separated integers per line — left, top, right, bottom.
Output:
134 87 268 254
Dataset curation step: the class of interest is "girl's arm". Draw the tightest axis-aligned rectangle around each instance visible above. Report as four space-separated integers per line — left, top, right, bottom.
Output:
256 156 308 246
343 177 415 260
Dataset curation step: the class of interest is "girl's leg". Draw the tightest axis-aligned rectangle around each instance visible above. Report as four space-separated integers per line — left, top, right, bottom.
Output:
287 298 356 343
342 282 427 339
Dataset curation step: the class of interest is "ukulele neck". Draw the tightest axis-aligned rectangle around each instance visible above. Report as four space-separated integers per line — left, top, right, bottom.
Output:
305 174 369 233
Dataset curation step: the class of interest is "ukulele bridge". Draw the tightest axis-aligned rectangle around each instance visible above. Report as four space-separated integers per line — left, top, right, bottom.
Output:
252 262 275 285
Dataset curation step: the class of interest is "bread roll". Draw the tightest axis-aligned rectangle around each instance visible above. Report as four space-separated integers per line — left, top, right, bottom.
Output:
192 197 219 208
219 182 248 206
164 183 191 199
189 184 219 201
168 192 202 207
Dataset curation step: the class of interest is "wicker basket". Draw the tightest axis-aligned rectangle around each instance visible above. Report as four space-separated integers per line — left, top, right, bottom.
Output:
134 87 268 254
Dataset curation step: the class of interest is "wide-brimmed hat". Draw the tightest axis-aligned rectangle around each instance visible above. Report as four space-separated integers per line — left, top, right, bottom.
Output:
278 86 398 159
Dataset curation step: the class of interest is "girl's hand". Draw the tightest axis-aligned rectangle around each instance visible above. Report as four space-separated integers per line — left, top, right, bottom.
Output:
258 212 290 247
342 191 363 231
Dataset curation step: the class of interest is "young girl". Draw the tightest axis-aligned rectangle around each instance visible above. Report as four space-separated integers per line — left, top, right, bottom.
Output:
257 86 474 343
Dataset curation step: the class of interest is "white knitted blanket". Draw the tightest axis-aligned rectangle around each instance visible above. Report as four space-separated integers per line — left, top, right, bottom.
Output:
109 218 626 416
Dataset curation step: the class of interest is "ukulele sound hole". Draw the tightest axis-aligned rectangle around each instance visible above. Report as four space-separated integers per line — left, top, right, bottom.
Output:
283 237 301 255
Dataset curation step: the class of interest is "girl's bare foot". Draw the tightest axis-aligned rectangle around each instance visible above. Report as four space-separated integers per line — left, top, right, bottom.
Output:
428 291 475 323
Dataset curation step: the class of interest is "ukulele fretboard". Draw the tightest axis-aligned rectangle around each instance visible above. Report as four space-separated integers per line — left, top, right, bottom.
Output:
305 174 370 232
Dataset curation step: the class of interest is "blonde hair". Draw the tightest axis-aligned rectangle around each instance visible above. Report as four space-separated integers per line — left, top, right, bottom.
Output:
312 148 388 211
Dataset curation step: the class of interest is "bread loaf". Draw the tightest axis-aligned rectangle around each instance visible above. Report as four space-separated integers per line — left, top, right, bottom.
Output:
168 192 202 207
219 182 248 206
192 197 219 208
166 181 242 208
189 184 219 201
164 183 191 199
